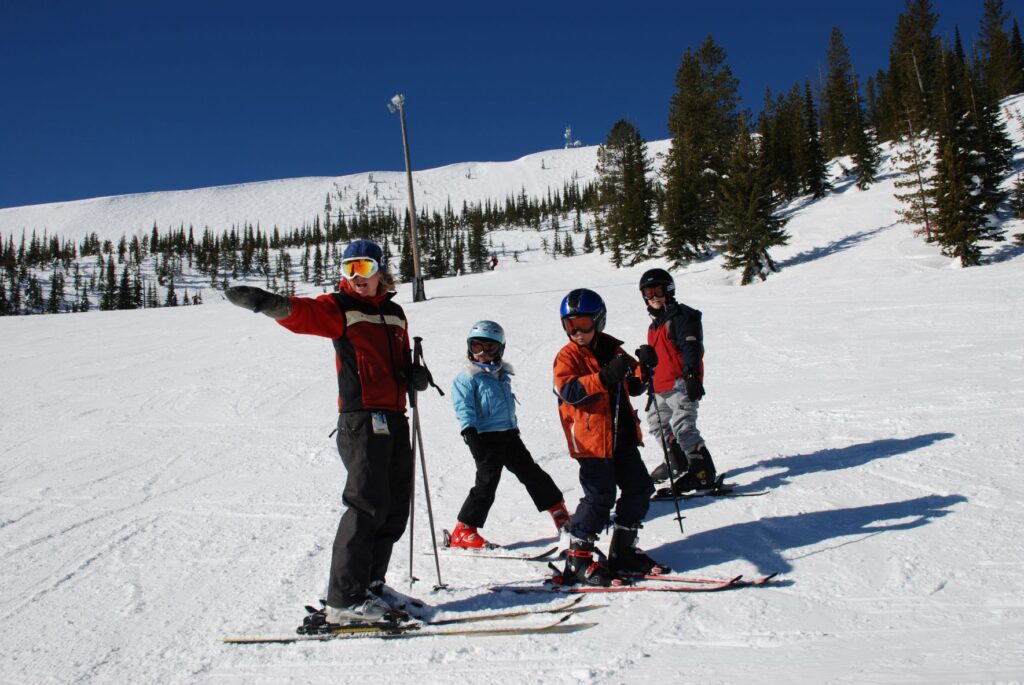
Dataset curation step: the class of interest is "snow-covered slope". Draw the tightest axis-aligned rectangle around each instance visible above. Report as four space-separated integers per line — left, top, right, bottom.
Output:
2 100 1024 683
0 141 670 240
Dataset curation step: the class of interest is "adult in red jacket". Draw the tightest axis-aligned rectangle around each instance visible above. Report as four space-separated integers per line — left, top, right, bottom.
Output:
553 288 667 586
226 239 425 625
639 268 718 492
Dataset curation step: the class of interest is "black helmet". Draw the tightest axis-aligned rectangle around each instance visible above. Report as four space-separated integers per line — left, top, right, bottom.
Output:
639 268 675 297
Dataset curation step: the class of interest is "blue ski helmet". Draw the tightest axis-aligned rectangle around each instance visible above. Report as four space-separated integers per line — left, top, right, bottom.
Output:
559 288 606 334
467 320 506 360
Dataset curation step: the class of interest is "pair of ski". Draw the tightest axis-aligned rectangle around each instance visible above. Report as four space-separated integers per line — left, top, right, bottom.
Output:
491 572 778 594
223 595 598 644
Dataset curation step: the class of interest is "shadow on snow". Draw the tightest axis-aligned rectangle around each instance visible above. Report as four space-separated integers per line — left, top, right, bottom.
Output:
647 432 962 575
654 493 967 577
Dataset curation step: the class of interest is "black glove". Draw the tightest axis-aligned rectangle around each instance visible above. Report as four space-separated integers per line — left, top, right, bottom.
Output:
225 286 291 320
408 363 429 392
599 354 634 388
461 427 486 459
634 345 658 369
683 371 705 402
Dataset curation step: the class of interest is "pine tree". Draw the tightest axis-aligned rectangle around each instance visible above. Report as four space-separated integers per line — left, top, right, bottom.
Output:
595 119 655 266
116 265 133 310
47 271 65 313
661 36 741 266
801 81 831 198
1012 174 1024 219
849 78 881 190
757 86 804 201
978 0 1023 98
931 49 1005 266
893 118 937 241
714 117 790 284
101 256 116 310
821 27 861 158
878 0 943 139
466 212 488 272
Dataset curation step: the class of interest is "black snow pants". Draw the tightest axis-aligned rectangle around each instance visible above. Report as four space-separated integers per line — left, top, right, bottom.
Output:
327 410 414 608
457 430 563 528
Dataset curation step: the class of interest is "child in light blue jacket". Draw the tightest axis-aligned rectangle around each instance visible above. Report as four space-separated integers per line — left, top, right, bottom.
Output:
445 320 569 549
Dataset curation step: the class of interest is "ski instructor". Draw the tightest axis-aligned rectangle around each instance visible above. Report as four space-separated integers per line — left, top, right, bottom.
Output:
225 239 427 625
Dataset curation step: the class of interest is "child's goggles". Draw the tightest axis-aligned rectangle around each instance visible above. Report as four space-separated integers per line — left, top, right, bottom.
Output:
642 285 667 300
561 315 596 334
469 338 501 355
341 257 380 279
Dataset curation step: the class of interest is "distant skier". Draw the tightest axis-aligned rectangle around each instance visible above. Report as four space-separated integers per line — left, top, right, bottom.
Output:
446 320 569 549
639 268 718 492
490 255 499 270
552 288 668 586
224 239 427 625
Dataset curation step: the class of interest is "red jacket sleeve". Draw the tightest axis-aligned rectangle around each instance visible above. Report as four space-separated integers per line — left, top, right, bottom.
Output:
276 293 345 338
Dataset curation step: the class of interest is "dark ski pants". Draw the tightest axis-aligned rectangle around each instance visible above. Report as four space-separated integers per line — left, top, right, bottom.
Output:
327 410 414 608
569 443 654 539
457 430 563 528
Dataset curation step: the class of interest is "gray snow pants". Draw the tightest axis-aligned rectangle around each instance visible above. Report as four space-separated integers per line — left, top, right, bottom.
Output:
645 382 704 453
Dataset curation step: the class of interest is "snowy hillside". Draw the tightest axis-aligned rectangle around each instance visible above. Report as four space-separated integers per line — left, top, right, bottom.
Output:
0 141 669 241
2 100 1024 683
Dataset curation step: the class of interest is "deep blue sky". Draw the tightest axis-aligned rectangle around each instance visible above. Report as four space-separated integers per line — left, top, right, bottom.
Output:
1 0 1019 209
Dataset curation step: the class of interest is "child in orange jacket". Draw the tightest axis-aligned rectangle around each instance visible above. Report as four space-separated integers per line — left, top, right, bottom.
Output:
552 288 669 586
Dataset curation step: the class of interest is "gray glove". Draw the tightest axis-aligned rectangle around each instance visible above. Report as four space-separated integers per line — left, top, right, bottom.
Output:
225 286 291 320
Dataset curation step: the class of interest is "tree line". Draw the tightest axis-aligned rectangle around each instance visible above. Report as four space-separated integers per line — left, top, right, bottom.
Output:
0 180 609 316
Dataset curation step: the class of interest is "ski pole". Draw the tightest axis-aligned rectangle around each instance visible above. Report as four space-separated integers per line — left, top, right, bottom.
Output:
644 368 685 534
410 336 448 591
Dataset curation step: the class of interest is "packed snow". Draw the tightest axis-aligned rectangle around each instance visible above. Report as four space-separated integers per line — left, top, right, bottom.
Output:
2 99 1024 684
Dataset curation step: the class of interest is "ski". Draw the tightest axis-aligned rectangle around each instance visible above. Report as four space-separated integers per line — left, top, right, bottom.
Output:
422 595 592 626
223 612 593 643
436 544 561 561
651 482 768 502
490 575 752 594
622 572 779 587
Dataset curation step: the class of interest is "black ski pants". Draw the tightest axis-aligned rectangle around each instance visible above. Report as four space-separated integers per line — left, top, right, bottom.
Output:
327 410 414 608
569 442 654 539
457 430 563 528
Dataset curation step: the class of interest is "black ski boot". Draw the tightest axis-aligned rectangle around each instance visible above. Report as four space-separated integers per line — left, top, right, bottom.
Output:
607 524 671 576
650 443 686 483
561 537 616 587
669 444 719 493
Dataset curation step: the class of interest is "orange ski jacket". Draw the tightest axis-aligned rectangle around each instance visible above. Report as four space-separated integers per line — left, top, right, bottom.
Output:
552 333 643 459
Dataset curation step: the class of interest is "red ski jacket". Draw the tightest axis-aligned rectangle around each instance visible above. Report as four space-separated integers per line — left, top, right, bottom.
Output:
647 301 704 393
277 280 411 413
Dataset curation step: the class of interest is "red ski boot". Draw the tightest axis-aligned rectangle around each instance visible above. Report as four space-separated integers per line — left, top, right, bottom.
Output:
446 521 491 549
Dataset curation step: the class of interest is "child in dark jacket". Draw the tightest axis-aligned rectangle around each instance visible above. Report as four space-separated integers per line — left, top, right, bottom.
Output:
639 268 719 493
446 320 569 549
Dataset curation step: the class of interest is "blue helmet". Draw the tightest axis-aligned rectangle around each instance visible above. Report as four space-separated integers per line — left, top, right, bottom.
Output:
559 288 606 334
343 239 386 272
467 320 506 360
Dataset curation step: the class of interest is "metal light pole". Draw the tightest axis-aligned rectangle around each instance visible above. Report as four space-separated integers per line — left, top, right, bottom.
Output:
388 94 425 302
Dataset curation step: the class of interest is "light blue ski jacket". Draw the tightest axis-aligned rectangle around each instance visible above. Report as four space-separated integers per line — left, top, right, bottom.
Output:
451 360 518 433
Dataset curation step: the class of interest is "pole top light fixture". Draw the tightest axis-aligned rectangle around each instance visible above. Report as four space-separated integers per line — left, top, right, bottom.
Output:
388 94 405 113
